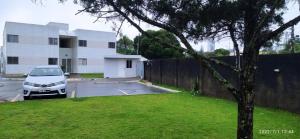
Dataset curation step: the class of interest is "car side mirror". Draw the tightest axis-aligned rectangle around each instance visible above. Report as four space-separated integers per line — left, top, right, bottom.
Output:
23 73 28 77
64 73 70 77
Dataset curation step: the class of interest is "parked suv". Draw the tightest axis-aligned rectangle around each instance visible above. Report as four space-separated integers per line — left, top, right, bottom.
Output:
23 66 68 100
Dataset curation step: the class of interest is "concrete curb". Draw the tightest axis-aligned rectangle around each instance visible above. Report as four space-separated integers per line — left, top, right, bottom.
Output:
67 78 82 82
137 81 180 93
1 78 25 81
94 80 140 84
71 90 76 98
0 100 8 103
10 94 21 102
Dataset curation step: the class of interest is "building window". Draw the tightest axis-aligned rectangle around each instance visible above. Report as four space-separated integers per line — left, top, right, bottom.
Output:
78 58 87 65
48 38 58 45
79 40 87 47
7 57 18 64
126 60 132 68
48 58 58 65
108 42 116 48
7 34 19 43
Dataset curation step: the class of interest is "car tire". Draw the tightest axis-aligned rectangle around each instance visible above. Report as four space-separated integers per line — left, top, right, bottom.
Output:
23 96 30 100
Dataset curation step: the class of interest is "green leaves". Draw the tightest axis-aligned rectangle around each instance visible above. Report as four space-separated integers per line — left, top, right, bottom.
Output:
117 36 136 55
133 30 184 59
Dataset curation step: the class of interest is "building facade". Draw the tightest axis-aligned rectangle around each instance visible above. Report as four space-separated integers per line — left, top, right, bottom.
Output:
103 55 146 78
1 22 117 74
0 45 3 73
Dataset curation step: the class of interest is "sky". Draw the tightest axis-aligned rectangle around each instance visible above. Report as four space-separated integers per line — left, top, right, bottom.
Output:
0 0 300 51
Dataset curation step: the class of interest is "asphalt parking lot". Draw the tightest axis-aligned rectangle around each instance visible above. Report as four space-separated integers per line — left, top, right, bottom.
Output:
0 80 24 102
0 78 169 102
74 81 167 97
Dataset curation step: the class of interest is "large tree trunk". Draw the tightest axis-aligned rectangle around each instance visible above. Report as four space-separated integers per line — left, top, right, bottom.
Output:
237 92 255 139
236 46 258 139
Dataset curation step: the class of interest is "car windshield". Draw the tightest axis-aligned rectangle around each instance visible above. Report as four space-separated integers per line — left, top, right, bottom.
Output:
29 68 63 76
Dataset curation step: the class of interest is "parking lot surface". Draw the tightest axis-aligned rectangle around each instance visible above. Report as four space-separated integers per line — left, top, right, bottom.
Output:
0 78 168 102
74 81 167 97
0 80 23 102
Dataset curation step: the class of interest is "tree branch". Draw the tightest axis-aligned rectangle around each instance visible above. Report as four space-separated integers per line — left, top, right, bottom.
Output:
116 18 126 36
228 24 241 70
114 2 239 72
259 15 300 47
122 4 196 51
107 1 239 98
255 0 280 37
249 0 281 49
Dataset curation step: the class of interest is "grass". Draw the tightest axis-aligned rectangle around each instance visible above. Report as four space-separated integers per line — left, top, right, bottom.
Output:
80 73 104 78
0 93 299 139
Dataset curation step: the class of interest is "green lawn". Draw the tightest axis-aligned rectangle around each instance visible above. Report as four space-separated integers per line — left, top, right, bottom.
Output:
80 73 104 78
0 92 299 139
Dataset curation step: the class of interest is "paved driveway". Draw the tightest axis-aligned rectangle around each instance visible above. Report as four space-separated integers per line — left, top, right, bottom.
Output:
0 78 168 102
73 81 167 97
0 80 73 102
0 80 23 102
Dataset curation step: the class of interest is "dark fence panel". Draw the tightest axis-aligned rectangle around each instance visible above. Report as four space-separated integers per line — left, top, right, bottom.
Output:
177 59 201 90
144 54 300 114
161 60 177 86
150 60 162 83
254 54 300 113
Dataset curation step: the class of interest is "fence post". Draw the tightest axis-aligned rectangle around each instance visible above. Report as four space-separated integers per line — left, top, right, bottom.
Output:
200 60 204 93
160 60 162 84
144 62 147 80
176 59 178 87
150 61 152 82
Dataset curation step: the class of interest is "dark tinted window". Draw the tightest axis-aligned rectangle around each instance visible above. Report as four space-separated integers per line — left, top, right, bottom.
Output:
126 60 132 68
48 38 58 45
7 57 18 64
108 42 115 48
7 34 19 43
79 40 87 47
48 58 58 65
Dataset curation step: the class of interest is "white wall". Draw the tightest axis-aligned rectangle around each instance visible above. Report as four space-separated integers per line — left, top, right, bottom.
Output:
47 22 69 31
3 22 117 74
72 39 78 73
104 59 120 78
136 61 144 79
74 29 116 73
0 45 3 73
124 59 137 77
4 22 59 74
104 59 138 78
2 27 7 73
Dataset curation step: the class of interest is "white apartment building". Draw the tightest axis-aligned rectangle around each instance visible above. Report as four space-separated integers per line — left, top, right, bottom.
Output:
0 45 3 73
1 21 117 74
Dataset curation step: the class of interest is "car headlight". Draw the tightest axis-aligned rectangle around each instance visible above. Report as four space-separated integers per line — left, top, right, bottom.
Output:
24 82 34 86
54 81 66 86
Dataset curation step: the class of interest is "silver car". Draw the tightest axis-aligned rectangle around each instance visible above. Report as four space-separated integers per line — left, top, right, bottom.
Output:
23 66 68 100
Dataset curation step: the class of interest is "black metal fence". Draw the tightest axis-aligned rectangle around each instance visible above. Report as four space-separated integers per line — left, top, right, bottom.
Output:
144 54 300 114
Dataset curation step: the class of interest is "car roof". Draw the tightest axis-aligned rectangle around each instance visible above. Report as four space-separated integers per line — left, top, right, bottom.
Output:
35 65 60 68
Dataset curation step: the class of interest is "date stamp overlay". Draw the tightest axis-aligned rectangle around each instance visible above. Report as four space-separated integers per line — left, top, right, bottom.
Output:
259 129 295 135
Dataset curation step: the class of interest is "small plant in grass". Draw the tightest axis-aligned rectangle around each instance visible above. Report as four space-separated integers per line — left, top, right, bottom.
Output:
192 78 201 96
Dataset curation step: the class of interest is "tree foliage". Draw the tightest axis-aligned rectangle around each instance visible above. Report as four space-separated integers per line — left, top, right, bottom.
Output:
279 39 300 54
213 48 231 57
116 35 135 55
72 0 300 138
260 48 277 55
133 30 184 59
